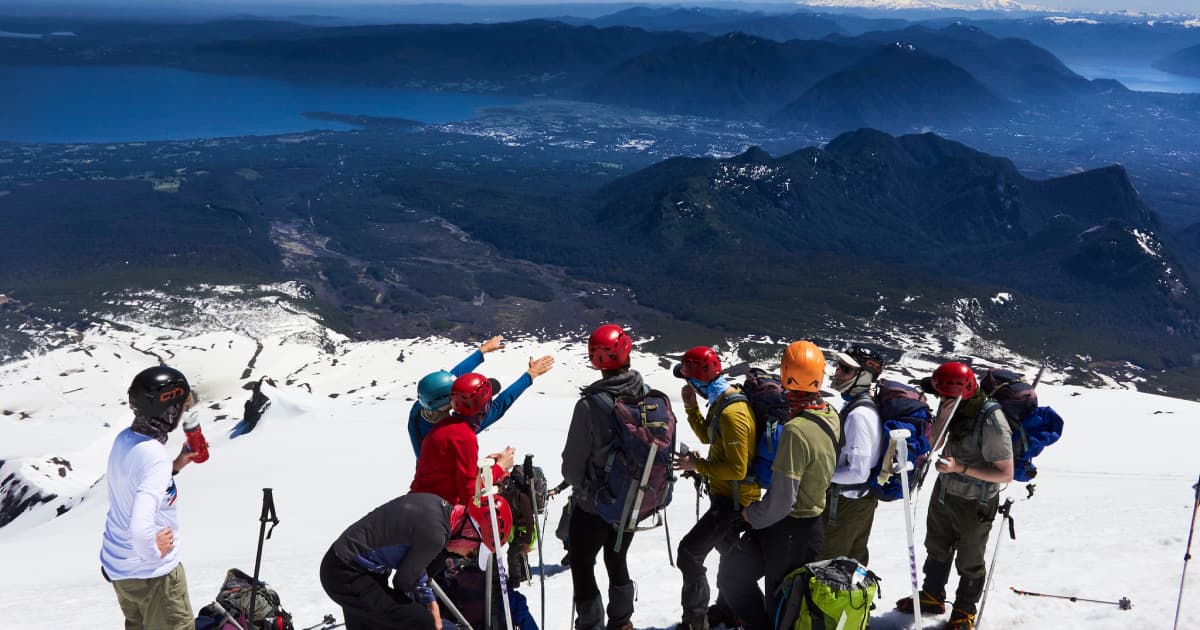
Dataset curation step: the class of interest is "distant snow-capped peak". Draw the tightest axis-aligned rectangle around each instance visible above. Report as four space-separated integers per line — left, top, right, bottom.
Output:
795 0 1045 11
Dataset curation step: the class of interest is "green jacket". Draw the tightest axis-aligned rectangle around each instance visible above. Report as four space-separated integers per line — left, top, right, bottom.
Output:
772 404 841 519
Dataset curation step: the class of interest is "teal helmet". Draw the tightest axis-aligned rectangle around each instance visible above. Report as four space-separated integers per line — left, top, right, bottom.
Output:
418 371 456 411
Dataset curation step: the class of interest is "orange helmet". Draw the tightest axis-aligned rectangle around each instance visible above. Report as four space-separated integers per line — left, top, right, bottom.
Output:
781 341 825 392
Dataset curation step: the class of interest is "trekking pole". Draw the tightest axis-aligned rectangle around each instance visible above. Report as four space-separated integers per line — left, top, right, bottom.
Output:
891 429 923 630
911 394 963 522
977 498 1016 629
1031 356 1048 388
664 508 675 567
478 458 514 630
431 578 475 630
524 455 547 630
1010 587 1132 610
1173 473 1200 630
248 487 280 629
210 601 247 630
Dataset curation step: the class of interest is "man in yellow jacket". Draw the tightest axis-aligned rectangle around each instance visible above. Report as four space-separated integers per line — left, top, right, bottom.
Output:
672 346 759 630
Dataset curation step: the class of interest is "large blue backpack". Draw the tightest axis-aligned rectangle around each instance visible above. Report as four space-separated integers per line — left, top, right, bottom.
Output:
590 388 677 548
839 379 934 502
736 369 793 489
978 369 1064 482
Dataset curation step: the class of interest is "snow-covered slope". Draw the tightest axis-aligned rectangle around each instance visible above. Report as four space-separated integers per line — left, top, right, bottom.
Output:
1 292 1197 629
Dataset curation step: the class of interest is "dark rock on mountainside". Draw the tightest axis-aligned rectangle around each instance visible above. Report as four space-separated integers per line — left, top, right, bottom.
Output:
1155 43 1200 79
775 45 1004 130
582 34 869 118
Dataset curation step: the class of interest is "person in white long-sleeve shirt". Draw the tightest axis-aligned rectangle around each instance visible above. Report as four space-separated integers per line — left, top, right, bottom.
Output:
818 346 885 566
101 365 202 630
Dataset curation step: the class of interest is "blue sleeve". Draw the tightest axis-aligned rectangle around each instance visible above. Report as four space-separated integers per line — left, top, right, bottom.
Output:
408 404 425 458
452 350 485 377
479 372 533 433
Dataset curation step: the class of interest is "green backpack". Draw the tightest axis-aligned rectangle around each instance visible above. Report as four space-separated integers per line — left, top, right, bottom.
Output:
775 557 880 630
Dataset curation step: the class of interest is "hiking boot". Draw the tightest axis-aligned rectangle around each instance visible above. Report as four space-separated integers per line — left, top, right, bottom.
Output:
676 613 709 630
707 601 738 628
941 607 976 629
895 590 947 615
606 624 633 630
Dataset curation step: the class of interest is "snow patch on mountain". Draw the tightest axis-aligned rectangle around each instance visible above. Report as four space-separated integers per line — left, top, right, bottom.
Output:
795 0 1046 11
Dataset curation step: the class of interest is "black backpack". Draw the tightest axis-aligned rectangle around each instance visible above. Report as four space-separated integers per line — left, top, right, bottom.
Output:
196 568 294 630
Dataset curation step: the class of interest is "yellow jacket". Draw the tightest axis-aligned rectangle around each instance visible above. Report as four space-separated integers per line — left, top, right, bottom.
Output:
685 389 761 507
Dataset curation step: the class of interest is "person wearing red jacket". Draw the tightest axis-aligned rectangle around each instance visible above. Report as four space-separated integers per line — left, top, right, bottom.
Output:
411 373 515 505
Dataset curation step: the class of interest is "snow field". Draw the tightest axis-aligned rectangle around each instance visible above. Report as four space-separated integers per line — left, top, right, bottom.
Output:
0 327 1197 629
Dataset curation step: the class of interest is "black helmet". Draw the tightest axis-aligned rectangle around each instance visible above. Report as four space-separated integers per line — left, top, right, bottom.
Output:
128 365 191 419
842 346 885 378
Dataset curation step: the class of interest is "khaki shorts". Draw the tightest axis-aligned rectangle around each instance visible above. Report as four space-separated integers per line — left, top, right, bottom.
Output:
111 562 194 630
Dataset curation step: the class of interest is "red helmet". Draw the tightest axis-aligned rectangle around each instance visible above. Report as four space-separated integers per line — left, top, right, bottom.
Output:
468 495 513 552
677 346 722 383
931 362 978 399
451 373 493 416
588 324 632 370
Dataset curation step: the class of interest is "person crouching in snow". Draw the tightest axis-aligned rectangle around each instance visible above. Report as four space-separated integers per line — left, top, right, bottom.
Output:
411 373 516 505
320 493 512 630
408 335 554 458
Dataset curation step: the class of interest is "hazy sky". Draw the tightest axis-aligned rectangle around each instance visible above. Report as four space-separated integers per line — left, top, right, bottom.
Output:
1 0 1195 15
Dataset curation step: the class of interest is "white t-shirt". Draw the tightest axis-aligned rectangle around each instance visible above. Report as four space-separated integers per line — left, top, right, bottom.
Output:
831 402 883 498
100 428 181 580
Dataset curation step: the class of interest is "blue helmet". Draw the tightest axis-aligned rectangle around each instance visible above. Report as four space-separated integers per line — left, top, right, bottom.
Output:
417 371 456 411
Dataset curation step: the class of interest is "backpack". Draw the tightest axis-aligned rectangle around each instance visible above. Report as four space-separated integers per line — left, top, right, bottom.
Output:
775 557 880 630
196 569 294 630
736 368 793 489
590 388 677 541
978 369 1064 482
844 380 934 502
715 369 842 490
499 460 548 584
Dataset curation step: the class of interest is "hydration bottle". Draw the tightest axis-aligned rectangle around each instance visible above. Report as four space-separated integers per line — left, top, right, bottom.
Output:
182 412 210 463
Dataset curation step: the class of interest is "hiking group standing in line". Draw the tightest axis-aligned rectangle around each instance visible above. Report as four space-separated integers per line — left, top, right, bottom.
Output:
102 323 1062 630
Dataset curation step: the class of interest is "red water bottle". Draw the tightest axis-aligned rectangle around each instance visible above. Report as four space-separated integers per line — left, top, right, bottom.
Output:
182 413 210 463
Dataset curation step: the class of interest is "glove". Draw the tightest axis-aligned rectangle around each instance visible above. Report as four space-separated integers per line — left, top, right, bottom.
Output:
412 574 435 605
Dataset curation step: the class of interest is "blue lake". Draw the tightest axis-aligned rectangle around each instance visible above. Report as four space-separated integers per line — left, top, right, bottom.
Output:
0 66 522 143
1068 61 1200 94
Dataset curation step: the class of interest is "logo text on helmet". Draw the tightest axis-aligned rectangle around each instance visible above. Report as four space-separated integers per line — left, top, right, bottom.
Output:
158 387 186 403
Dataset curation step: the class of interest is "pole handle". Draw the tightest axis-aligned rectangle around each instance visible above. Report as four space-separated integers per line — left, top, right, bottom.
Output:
260 487 280 539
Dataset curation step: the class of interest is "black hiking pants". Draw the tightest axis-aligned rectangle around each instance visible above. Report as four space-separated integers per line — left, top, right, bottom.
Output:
319 549 436 630
717 514 823 630
678 494 746 622
568 506 635 625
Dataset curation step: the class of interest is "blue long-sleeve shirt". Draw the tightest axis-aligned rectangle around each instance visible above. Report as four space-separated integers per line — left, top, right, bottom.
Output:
407 350 535 457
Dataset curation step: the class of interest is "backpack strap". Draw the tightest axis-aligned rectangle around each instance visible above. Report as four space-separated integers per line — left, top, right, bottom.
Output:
707 390 750 441
798 409 844 459
830 394 877 496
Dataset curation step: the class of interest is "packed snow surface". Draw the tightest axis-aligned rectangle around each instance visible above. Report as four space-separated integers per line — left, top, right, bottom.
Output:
1 315 1197 629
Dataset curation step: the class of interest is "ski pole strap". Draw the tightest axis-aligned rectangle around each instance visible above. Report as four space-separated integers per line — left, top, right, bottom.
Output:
260 488 280 539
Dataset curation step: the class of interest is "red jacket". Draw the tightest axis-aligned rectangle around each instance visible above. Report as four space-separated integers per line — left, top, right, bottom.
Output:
410 415 506 505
